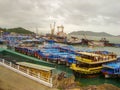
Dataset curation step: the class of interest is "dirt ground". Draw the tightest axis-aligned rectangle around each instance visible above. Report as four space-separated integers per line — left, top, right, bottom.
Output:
0 65 58 90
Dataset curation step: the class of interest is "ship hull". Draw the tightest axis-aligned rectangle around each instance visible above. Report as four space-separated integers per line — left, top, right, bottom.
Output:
73 70 100 78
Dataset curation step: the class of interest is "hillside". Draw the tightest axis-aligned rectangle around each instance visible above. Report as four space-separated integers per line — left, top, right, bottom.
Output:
0 27 34 34
69 31 114 37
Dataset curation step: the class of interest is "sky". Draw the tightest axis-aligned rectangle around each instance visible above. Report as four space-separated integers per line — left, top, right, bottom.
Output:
0 0 120 35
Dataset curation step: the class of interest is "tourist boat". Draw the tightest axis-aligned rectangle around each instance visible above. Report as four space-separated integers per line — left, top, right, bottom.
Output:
102 58 120 78
70 51 117 78
34 47 76 66
15 43 77 66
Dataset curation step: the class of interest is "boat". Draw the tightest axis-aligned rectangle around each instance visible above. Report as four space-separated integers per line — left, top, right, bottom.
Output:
67 36 81 45
70 51 117 78
16 62 55 82
81 38 105 47
15 43 77 66
21 38 45 44
42 23 67 44
102 58 120 78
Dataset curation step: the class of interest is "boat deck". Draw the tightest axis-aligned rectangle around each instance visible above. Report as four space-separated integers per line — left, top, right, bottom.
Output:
76 56 117 64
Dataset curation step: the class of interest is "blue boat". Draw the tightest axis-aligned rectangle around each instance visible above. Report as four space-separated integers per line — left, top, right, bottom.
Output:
102 58 120 78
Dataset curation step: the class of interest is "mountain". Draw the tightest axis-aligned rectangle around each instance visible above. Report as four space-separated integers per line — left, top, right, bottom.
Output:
69 31 114 37
116 35 120 37
0 27 34 34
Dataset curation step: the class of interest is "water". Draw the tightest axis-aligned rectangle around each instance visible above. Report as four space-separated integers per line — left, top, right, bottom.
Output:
78 76 120 87
72 36 120 87
0 36 120 87
72 35 120 56
75 46 120 56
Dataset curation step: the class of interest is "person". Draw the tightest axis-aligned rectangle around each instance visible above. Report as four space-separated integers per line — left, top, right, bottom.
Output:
95 56 98 61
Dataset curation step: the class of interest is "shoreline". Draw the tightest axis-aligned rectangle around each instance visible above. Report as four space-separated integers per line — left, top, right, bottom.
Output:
0 65 120 90
0 65 58 90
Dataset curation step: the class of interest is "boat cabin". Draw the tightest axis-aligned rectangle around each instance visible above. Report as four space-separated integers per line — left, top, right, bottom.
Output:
76 51 117 64
17 62 55 82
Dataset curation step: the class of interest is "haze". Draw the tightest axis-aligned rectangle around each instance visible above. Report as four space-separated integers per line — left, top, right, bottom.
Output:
0 0 120 35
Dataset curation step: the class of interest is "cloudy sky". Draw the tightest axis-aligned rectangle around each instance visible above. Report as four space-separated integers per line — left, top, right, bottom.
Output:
0 0 120 35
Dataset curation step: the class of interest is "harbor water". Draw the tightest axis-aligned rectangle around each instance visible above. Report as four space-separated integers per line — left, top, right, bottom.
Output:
73 36 120 87
0 36 120 87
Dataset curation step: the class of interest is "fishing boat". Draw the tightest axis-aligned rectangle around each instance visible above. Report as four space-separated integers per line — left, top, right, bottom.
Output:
102 58 120 78
81 38 105 47
81 37 114 47
67 36 81 45
70 51 117 78
88 40 105 47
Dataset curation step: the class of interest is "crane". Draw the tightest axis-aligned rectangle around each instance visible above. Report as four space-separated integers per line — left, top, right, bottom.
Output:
50 22 56 39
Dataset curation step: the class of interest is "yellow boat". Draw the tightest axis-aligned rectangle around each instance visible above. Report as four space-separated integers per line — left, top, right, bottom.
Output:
70 51 117 78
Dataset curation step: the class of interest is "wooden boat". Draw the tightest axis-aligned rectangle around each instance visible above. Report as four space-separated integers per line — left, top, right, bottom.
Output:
17 62 55 81
15 43 76 66
70 51 117 78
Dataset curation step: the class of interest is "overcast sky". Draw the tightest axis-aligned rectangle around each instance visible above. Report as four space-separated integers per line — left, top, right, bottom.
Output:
0 0 120 35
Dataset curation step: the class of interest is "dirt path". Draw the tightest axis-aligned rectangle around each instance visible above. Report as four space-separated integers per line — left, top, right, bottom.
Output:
0 65 58 90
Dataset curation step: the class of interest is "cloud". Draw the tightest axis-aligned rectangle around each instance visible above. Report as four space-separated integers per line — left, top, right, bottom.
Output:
0 0 120 35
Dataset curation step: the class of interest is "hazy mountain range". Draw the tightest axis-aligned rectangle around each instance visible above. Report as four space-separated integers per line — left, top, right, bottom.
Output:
0 27 119 37
68 31 117 37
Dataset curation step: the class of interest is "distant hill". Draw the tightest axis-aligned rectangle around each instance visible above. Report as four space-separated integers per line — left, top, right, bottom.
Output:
0 27 34 34
116 35 120 37
69 31 114 37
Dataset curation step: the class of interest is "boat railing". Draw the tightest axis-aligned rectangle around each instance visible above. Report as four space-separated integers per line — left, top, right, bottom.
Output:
70 64 102 74
76 56 92 62
76 56 117 64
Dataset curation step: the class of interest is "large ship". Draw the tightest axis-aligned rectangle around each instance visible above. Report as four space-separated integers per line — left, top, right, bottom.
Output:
42 23 67 43
70 51 117 78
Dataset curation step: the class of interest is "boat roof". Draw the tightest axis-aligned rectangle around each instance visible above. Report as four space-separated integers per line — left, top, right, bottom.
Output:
77 52 102 57
17 62 55 71
103 61 120 69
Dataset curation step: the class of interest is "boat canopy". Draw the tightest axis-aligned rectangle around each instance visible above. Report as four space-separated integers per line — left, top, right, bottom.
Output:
103 60 120 69
17 62 55 71
77 52 102 57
